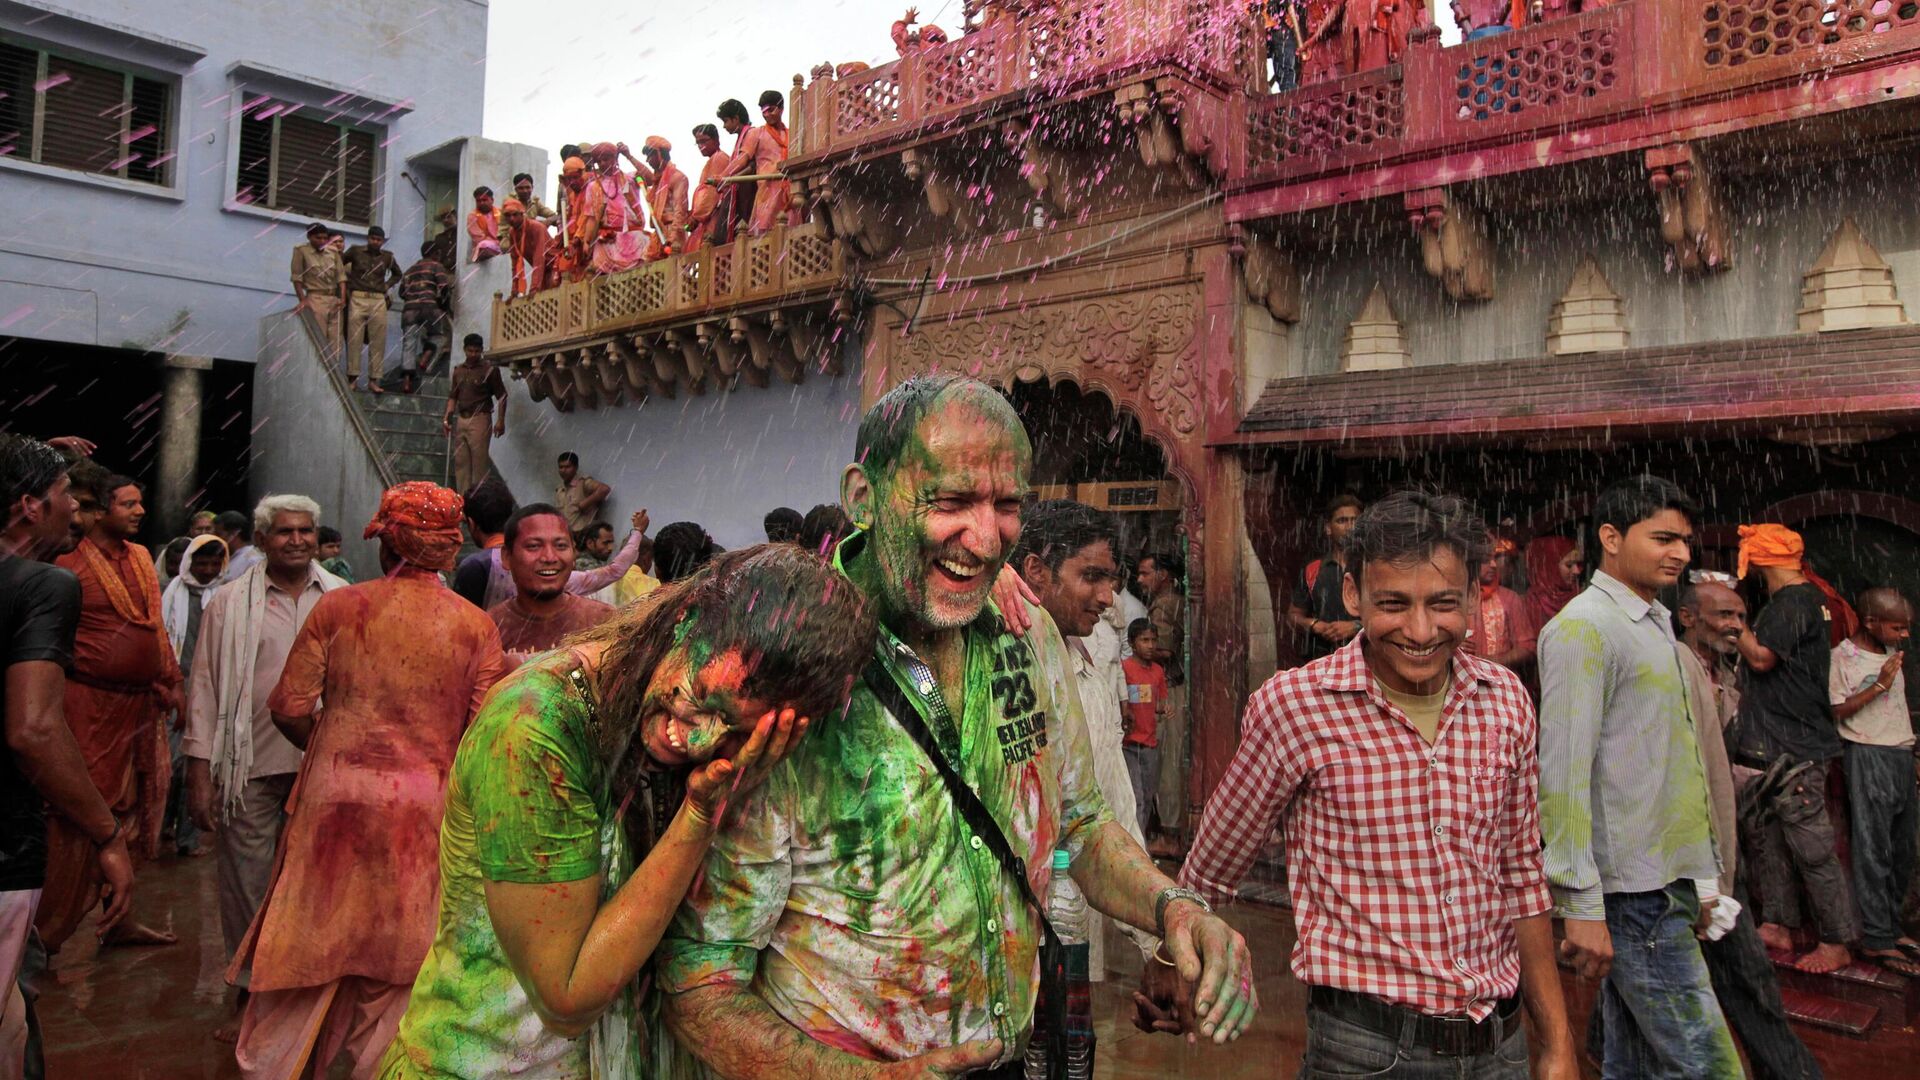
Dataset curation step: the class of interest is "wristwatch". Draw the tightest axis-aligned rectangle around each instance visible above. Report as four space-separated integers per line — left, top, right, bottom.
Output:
1154 886 1212 937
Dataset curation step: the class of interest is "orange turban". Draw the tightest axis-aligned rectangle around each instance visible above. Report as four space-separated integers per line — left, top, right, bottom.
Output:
1737 524 1804 579
643 135 670 153
587 141 618 162
365 481 465 572
562 156 586 176
500 197 526 214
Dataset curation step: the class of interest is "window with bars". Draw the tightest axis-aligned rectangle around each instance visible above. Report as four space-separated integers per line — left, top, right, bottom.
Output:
0 39 174 186
234 102 378 226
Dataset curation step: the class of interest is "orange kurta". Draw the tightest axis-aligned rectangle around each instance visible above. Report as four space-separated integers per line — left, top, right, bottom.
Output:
644 161 690 261
687 149 732 250
38 538 179 947
748 123 793 236
504 216 549 296
581 172 646 276
232 569 507 992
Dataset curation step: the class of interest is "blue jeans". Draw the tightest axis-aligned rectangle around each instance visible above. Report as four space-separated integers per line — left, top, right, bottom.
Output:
1846 741 1919 950
1298 1002 1528 1078
1597 882 1742 1079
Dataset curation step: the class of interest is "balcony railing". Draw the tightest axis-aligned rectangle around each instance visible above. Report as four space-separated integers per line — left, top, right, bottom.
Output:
489 224 846 356
1236 0 1920 189
790 0 1253 161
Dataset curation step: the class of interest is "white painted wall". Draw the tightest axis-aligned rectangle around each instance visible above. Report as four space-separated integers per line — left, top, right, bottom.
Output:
487 364 867 552
0 0 489 363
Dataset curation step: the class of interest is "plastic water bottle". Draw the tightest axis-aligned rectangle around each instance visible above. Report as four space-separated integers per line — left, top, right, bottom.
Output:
1025 849 1094 1080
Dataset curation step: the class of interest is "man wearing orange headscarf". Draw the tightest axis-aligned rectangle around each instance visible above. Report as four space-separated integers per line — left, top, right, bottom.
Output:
231 483 507 1079
499 198 548 298
1727 522 1857 975
633 136 690 261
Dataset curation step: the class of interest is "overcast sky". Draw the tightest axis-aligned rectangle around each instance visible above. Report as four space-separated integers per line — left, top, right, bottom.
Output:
482 1 1461 181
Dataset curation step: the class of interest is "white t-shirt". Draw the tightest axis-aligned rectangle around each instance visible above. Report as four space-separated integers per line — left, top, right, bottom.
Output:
1829 639 1914 748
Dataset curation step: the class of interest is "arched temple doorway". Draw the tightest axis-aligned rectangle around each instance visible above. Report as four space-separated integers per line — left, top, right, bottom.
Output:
1003 376 1192 838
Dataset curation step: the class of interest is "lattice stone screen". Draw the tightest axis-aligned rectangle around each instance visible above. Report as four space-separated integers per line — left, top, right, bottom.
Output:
594 263 669 324
1026 0 1117 86
1701 0 1920 69
711 245 737 299
678 257 705 308
835 68 903 137
1250 76 1405 165
747 235 777 292
921 33 1008 112
499 293 560 347
786 229 837 284
1454 24 1621 122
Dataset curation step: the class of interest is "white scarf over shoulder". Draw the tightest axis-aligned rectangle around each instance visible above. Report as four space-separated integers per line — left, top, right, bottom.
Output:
207 560 346 818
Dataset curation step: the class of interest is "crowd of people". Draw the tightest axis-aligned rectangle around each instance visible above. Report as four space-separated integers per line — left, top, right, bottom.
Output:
1256 0 1621 90
468 89 799 304
5 378 1917 1080
1268 481 1919 1076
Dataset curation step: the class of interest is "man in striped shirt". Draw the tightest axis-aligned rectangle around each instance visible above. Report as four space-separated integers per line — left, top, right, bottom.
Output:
1539 476 1740 1079
1177 490 1576 1078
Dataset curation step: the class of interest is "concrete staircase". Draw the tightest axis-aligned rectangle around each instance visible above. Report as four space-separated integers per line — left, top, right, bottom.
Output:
360 374 452 487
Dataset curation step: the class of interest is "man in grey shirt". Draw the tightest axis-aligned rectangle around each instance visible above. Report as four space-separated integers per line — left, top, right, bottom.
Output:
1538 476 1739 1080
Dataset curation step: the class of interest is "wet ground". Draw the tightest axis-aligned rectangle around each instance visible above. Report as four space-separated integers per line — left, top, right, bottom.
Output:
31 852 1916 1078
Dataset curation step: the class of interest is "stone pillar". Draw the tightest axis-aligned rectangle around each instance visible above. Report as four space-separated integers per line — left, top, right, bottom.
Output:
155 354 213 538
1186 450 1249 836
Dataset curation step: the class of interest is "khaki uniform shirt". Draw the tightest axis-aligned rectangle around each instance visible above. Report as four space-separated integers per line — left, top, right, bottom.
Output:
291 243 343 298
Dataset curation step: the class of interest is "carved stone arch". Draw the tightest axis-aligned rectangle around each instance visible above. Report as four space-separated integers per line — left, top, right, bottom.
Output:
877 283 1210 513
990 365 1201 518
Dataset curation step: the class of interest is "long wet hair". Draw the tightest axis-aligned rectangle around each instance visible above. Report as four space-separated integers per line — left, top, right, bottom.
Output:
566 543 877 840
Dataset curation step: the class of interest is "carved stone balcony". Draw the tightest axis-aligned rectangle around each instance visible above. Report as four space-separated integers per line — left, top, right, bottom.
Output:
1229 0 1920 219
787 0 1253 168
487 224 849 411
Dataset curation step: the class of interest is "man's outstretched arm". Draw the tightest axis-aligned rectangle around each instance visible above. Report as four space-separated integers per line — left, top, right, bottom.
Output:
667 985 1000 1080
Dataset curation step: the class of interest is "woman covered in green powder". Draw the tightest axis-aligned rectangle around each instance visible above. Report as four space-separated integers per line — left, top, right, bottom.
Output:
377 544 876 1079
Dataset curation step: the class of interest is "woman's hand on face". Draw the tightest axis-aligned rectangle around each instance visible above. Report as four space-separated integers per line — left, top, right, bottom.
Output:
684 708 808 828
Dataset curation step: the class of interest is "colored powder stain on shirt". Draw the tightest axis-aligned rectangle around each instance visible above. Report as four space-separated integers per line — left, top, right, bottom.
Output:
381 652 634 1079
658 532 1110 1064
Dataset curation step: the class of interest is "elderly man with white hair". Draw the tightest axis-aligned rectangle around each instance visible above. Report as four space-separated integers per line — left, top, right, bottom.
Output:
182 494 346 1032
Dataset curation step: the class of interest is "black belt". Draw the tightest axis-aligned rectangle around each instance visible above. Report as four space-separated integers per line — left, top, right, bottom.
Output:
1309 986 1520 1057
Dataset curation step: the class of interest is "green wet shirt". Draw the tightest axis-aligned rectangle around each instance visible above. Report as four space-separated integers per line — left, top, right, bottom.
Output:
381 651 621 1080
656 533 1113 1066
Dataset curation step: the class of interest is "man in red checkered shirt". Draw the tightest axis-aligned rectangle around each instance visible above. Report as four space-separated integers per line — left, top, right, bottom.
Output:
1165 490 1578 1078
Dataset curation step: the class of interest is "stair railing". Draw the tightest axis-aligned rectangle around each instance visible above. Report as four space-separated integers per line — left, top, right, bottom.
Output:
291 306 399 489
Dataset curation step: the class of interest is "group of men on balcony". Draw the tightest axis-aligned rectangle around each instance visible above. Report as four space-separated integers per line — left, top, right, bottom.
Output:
472 91 800 300
1258 0 1617 90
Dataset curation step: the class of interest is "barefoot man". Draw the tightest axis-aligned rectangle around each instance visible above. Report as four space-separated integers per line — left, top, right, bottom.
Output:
41 474 180 952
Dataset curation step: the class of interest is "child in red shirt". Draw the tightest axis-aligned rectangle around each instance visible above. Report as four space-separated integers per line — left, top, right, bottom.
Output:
1121 619 1168 838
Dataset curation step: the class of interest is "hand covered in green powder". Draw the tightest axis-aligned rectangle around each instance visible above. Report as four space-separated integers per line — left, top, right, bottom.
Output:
1164 904 1258 1045
684 707 808 828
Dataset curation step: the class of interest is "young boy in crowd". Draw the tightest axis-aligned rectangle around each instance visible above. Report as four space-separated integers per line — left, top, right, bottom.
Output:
315 525 355 583
1830 587 1919 976
1121 618 1168 839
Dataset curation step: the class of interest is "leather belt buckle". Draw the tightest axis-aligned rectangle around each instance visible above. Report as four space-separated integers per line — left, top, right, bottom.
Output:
1428 1014 1481 1057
